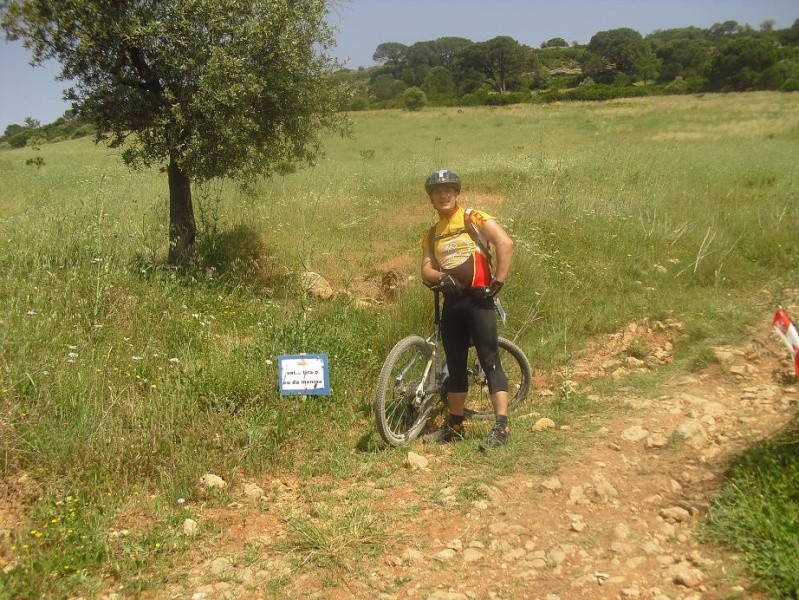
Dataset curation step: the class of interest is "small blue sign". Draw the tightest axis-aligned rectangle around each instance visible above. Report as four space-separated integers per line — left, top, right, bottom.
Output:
277 353 330 395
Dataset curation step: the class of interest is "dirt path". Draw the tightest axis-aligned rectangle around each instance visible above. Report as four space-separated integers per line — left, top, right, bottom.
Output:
146 316 796 600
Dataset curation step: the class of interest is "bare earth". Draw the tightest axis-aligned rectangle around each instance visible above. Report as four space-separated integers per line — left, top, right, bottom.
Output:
4 312 792 599
136 311 796 600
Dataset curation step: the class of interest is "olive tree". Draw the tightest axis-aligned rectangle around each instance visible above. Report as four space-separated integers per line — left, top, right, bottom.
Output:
2 0 346 264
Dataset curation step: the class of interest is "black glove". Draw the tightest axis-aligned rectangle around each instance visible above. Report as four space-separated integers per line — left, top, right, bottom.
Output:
480 278 504 299
439 273 462 298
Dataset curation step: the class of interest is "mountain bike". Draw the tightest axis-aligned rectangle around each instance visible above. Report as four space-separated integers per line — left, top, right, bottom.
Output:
374 289 533 447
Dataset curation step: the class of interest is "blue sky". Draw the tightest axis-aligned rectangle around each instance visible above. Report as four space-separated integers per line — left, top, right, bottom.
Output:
1 0 797 131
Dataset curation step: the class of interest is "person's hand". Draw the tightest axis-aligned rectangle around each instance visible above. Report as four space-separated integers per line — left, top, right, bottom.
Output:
480 278 503 299
439 273 462 297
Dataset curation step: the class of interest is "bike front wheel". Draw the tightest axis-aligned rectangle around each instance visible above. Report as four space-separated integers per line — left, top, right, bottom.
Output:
374 335 439 446
458 336 533 420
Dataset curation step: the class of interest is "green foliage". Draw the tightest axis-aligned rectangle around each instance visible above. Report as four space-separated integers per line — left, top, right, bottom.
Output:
702 418 799 598
535 84 651 102
2 0 348 184
1 492 191 599
334 19 799 109
423 66 456 96
707 38 781 91
625 336 649 359
24 156 45 169
6 129 33 148
3 0 350 264
281 504 389 571
542 37 568 49
0 93 798 597
588 27 658 81
402 87 427 111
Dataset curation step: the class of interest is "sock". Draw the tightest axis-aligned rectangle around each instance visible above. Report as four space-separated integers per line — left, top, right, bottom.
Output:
496 415 508 430
448 414 465 428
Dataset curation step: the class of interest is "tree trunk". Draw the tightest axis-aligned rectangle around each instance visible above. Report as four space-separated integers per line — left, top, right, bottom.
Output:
167 158 196 266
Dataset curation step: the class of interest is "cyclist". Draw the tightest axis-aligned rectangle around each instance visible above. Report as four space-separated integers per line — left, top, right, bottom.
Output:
420 169 515 448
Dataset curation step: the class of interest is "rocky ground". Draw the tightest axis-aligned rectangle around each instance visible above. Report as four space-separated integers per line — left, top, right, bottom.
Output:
139 312 797 600
3 311 795 600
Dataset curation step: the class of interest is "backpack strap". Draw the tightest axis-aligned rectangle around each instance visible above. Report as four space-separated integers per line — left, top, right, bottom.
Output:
426 225 438 270
464 208 491 261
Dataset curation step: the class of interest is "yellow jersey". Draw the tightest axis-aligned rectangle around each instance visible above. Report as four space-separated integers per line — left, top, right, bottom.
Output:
422 206 493 288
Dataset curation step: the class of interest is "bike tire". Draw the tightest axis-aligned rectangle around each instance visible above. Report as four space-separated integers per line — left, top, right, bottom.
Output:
456 336 533 420
374 335 439 446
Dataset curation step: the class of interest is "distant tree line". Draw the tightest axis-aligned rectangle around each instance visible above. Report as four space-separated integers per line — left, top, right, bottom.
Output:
1 109 94 148
336 18 799 111
4 17 798 147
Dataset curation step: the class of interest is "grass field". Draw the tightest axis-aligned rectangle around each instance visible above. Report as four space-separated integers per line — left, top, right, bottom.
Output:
0 91 798 597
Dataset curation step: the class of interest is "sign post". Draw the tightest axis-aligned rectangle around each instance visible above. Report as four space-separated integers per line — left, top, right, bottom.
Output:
277 354 330 396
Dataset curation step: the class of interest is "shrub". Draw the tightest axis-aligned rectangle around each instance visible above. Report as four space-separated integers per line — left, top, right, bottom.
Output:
402 87 427 111
25 156 45 169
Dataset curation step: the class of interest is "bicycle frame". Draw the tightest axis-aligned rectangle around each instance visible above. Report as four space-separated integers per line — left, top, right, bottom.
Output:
373 288 532 446
403 291 448 406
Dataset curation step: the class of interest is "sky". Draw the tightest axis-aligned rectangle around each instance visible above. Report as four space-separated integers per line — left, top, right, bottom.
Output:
1 0 797 132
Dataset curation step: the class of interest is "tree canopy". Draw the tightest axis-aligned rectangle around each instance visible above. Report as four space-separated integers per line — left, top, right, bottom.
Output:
2 0 347 263
340 18 799 111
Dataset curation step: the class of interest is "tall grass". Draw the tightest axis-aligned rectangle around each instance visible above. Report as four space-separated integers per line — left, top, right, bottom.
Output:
702 418 799 598
0 92 797 596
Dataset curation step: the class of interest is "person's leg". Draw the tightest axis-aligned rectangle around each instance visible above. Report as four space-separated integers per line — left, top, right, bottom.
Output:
467 297 509 402
423 298 469 443
467 297 511 447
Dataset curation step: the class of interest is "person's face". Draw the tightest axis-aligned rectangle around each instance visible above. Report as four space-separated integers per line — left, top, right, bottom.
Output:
429 185 459 215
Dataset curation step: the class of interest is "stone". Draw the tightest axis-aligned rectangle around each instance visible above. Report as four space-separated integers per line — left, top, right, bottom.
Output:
243 483 265 499
401 548 424 563
301 271 334 300
208 557 233 576
614 523 631 539
532 417 556 431
182 518 199 537
540 477 562 491
671 563 704 587
660 506 691 523
434 548 457 562
199 474 227 490
622 425 649 442
405 452 429 470
646 433 669 449
675 420 708 448
463 548 484 563
427 593 468 600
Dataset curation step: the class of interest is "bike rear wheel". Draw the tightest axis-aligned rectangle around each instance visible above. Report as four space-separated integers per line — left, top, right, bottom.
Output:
457 336 533 420
374 335 439 446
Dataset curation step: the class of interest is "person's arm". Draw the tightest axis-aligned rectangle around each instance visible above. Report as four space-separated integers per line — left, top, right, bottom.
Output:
482 219 514 283
421 244 442 286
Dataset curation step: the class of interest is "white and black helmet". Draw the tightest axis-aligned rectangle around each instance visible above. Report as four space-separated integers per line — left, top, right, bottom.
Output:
425 169 461 194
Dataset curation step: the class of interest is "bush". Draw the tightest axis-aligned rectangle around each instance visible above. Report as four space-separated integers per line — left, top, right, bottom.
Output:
781 78 799 91
7 130 33 148
343 97 370 111
402 87 427 111
534 85 652 103
25 156 46 169
482 91 529 106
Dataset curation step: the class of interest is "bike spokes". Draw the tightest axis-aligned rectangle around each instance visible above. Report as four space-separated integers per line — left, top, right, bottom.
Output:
374 336 438 446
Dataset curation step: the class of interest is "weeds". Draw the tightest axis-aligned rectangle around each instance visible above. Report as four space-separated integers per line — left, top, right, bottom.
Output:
282 504 390 573
702 417 799 598
0 92 797 596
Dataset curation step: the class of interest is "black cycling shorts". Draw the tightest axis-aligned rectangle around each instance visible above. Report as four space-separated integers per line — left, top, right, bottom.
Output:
441 293 509 394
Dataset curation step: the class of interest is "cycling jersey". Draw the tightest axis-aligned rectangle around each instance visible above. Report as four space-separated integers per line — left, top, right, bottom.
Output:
422 206 492 289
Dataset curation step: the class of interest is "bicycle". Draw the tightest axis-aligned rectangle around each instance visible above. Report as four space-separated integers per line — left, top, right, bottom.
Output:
374 289 533 447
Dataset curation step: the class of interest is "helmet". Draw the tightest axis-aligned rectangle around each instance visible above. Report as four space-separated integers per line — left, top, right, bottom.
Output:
424 170 461 194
